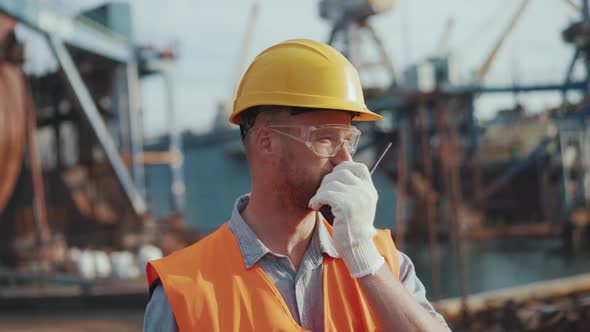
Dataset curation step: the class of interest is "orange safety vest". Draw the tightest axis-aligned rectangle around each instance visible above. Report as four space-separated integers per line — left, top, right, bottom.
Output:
147 220 400 332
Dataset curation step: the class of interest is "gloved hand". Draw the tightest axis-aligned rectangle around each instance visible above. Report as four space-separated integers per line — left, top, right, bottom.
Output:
309 161 385 278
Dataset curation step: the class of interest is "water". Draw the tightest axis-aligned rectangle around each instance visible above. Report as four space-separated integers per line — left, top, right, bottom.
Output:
145 145 590 300
405 239 590 299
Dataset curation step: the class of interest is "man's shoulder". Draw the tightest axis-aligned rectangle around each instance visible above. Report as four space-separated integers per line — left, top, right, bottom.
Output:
375 227 392 237
373 228 400 277
150 223 234 272
374 228 395 248
162 223 233 260
147 224 243 288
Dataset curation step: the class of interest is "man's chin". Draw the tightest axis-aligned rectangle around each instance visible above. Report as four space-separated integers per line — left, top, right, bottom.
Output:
285 181 320 211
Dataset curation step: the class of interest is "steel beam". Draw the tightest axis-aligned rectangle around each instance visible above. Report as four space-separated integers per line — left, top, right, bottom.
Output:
0 0 131 61
49 36 146 215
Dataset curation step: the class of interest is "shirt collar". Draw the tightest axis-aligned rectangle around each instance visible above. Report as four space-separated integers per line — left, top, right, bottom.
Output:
227 194 339 269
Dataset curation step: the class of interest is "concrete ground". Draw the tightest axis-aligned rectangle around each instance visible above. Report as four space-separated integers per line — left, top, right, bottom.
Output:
0 310 144 332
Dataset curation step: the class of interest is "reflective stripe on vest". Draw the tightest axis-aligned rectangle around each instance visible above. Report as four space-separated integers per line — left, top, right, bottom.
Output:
146 220 400 332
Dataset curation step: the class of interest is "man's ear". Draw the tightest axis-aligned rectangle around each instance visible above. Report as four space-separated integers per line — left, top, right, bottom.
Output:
252 127 273 154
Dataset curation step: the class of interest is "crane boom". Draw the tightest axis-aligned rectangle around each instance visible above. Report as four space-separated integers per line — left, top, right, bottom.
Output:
478 0 529 82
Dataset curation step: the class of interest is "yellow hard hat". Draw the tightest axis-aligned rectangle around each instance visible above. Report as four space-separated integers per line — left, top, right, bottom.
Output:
229 38 382 125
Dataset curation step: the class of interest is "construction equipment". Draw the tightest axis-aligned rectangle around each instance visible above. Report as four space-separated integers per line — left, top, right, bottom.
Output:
320 0 398 89
434 17 455 58
477 0 530 82
0 21 26 215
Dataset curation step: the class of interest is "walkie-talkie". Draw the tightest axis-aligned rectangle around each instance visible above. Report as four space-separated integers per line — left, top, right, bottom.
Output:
320 142 392 225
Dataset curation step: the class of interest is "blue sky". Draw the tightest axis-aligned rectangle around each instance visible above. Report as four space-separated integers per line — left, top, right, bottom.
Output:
98 1 590 136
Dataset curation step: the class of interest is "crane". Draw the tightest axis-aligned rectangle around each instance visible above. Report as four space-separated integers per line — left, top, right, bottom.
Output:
320 0 398 89
477 0 530 82
434 17 455 57
215 0 260 128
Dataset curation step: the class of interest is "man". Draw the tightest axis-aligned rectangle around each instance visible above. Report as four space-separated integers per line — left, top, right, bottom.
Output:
144 39 449 331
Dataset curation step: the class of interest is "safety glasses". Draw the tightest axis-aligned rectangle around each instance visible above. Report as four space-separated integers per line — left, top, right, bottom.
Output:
268 125 361 158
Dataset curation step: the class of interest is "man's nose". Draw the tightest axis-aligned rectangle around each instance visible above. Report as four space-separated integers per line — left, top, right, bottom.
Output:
330 143 352 165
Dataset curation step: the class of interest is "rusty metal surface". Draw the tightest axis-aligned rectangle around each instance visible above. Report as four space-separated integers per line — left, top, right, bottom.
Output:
0 16 26 215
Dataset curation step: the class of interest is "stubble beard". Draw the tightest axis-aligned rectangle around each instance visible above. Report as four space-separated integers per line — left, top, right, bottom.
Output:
277 155 320 213
284 174 319 211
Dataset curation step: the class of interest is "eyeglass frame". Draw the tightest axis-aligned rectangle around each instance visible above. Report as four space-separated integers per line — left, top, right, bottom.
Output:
267 124 362 157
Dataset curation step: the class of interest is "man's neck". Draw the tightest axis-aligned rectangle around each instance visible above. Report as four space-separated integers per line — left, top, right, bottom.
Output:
241 191 317 270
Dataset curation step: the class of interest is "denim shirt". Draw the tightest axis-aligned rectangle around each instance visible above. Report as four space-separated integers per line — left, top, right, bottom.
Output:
144 194 448 331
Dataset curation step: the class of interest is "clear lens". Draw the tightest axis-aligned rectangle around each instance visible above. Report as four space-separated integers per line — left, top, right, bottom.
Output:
269 125 361 157
308 126 360 157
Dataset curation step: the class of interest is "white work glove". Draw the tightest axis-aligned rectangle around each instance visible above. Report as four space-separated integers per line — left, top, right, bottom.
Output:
309 161 385 278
